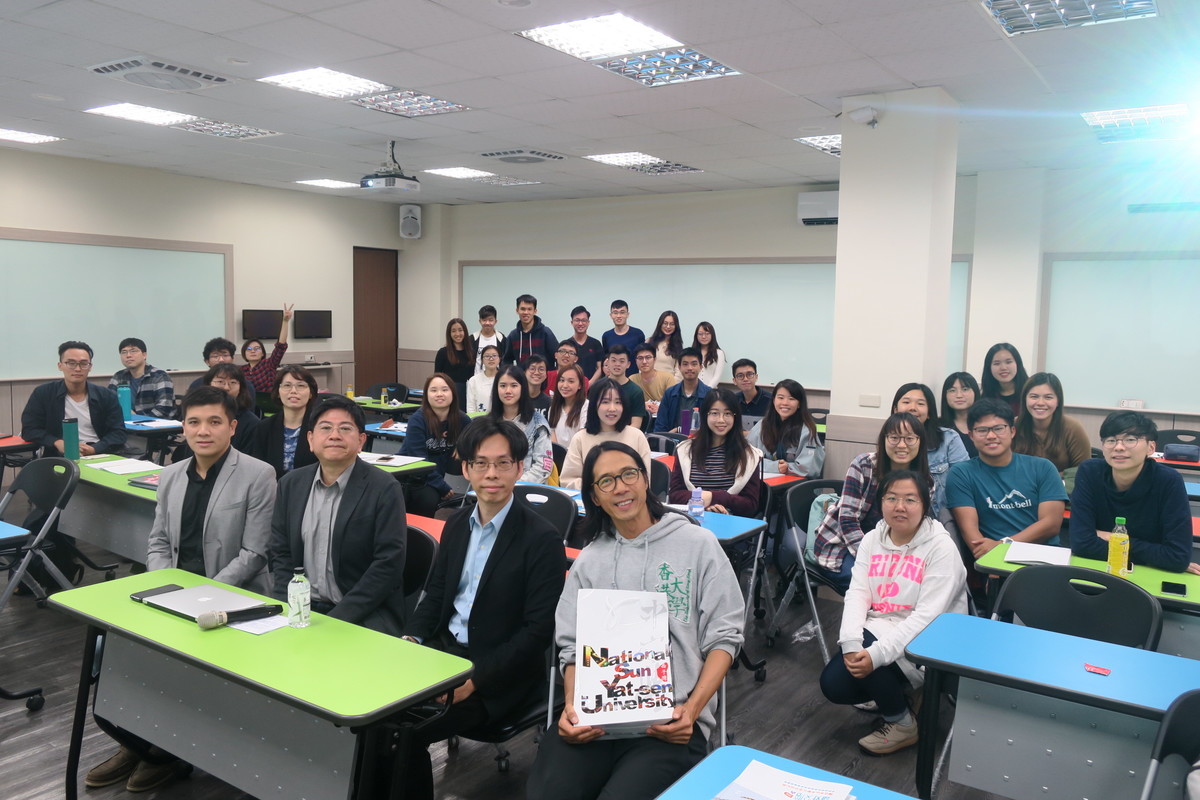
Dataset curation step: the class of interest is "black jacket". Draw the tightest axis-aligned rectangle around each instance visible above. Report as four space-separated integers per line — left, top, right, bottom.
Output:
250 412 316 478
21 380 127 454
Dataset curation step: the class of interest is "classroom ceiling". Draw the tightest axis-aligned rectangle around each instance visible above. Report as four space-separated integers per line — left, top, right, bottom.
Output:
1 0 1197 205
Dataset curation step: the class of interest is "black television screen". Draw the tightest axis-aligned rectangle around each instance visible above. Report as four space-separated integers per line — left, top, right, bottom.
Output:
242 309 283 340
294 310 332 339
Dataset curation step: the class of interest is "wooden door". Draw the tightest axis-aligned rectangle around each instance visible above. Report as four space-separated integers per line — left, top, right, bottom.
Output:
352 247 398 392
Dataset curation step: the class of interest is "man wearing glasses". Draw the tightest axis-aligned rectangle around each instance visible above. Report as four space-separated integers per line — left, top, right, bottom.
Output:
401 416 566 800
268 395 407 634
1068 411 1199 574
107 337 175 418
22 340 127 456
946 398 1067 558
730 358 771 420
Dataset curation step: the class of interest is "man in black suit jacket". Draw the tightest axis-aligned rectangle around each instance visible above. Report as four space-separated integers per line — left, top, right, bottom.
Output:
403 416 566 800
268 395 407 635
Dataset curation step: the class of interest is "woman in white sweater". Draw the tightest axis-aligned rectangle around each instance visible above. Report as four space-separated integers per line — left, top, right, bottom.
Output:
818 469 967 756
559 377 652 490
465 344 500 413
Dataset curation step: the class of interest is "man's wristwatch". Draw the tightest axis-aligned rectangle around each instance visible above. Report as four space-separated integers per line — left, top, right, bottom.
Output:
1000 537 1014 544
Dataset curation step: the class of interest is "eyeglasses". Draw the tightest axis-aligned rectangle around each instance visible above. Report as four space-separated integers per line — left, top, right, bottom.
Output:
526 365 546 373
972 424 1011 437
278 382 309 392
314 423 358 435
244 345 263 352
483 353 500 360
62 360 92 370
635 355 655 362
733 372 757 380
556 350 575 356
707 410 734 420
885 434 918 446
118 349 142 356
883 495 922 507
466 458 516 473
593 467 643 493
1102 435 1146 449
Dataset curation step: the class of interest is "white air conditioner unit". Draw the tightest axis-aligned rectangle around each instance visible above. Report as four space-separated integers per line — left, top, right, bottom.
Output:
798 190 839 225
1123 173 1200 214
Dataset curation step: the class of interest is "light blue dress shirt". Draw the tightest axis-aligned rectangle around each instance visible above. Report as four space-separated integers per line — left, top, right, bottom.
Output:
448 495 514 645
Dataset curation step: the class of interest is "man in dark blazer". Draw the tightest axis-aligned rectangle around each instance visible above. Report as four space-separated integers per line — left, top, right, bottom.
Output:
402 415 567 800
268 395 406 635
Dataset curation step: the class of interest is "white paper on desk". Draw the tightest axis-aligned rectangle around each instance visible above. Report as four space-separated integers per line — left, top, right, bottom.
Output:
132 419 180 429
1004 541 1071 566
228 615 290 634
713 759 853 800
375 423 407 434
92 458 165 475
357 452 422 466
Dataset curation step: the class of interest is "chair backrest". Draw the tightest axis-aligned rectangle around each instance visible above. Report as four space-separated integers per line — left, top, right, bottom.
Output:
512 485 579 542
809 408 829 442
1157 429 1200 448
992 565 1163 650
1153 689 1200 764
366 382 409 404
402 525 439 613
551 442 567 472
645 433 676 455
753 481 773 521
649 458 670 501
0 457 80 522
784 479 844 534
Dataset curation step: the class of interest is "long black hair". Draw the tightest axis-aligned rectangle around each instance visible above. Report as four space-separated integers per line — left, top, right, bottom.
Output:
583 377 631 435
760 378 817 453
691 388 754 476
579 440 677 541
488 364 534 424
692 321 722 368
980 342 1028 399
890 382 945 451
648 310 683 362
938 372 979 428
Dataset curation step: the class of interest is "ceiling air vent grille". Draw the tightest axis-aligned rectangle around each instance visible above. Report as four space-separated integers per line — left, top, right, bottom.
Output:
89 57 233 91
480 149 565 164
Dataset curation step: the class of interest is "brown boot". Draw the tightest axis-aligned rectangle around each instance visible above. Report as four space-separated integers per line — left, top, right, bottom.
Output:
85 746 139 788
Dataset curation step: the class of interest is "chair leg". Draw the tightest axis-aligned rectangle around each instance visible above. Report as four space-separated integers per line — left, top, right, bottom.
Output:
491 743 511 773
1137 760 1160 800
800 567 830 664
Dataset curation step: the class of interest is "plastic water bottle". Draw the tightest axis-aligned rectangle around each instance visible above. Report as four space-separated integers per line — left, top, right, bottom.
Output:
688 487 705 523
689 407 700 436
287 567 311 628
344 384 354 398
1107 517 1131 577
116 385 133 421
62 417 80 460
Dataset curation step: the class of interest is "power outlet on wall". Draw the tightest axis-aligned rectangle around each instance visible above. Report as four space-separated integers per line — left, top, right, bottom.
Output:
1119 398 1144 409
304 354 316 363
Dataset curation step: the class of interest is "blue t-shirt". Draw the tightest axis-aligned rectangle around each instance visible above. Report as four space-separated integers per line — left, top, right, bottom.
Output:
945 453 1067 542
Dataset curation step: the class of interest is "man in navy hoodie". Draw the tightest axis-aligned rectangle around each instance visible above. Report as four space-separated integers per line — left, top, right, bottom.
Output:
502 293 557 368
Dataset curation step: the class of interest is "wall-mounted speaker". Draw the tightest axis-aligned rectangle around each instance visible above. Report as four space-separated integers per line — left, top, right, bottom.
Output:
399 204 422 239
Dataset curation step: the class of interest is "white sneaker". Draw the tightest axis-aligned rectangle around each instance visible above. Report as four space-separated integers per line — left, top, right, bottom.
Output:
853 700 878 712
858 717 919 755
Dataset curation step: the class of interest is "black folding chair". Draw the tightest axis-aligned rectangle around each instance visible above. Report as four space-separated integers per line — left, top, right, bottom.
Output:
645 433 677 455
367 382 410 405
1138 689 1200 800
512 485 578 544
551 442 567 473
402 525 438 619
649 458 670 501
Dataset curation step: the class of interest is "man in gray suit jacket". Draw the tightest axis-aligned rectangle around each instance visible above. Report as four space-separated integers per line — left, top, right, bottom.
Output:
269 394 407 636
88 386 277 793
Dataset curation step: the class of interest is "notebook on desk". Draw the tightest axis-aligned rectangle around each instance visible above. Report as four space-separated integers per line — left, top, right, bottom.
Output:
1004 541 1071 566
128 474 160 490
140 585 271 622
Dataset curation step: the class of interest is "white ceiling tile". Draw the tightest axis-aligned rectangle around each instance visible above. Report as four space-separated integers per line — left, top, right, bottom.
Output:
309 0 498 49
794 0 965 26
826 4 999 58
416 76 553 109
759 59 909 97
429 0 622 31
621 107 735 132
338 50 485 90
629 0 815 45
703 26 864 74
222 14 396 63
95 0 290 34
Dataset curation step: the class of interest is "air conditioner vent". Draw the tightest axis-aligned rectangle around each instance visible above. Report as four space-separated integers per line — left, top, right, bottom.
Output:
479 148 565 164
89 57 233 91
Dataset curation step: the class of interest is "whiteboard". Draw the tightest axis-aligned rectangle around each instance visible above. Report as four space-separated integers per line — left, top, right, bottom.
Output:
463 261 969 389
1045 257 1200 411
0 234 228 379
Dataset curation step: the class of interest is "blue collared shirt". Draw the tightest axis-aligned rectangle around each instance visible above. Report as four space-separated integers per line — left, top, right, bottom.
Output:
448 495 514 645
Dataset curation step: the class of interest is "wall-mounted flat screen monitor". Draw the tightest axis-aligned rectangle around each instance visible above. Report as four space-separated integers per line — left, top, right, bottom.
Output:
242 309 283 340
294 310 332 339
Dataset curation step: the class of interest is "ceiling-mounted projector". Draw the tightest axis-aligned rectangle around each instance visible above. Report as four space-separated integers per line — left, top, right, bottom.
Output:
361 140 420 193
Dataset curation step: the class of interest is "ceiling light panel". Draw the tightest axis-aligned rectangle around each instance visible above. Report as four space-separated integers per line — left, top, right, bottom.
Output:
296 179 359 189
0 128 63 144
424 167 539 185
599 49 739 87
517 13 681 60
258 67 392 99
172 119 282 139
85 103 199 126
794 135 842 157
1081 103 1190 143
982 0 1158 35
584 152 702 174
352 90 469 117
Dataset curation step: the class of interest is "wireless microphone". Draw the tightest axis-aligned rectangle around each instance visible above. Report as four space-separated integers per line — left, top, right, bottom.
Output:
196 604 283 630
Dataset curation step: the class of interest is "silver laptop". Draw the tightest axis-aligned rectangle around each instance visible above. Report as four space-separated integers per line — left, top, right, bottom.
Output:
142 585 268 621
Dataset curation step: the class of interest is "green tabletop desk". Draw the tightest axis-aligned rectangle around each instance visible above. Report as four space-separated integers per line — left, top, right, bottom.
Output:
977 542 1200 659
352 398 419 417
51 569 471 800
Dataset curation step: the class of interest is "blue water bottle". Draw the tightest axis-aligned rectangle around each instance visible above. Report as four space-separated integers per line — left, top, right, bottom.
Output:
62 417 80 460
116 384 133 421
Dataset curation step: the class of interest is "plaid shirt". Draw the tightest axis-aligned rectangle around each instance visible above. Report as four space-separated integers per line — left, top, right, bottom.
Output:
109 365 176 418
813 452 881 572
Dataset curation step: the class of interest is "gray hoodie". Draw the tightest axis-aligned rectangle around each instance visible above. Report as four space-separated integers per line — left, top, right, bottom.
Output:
555 511 745 740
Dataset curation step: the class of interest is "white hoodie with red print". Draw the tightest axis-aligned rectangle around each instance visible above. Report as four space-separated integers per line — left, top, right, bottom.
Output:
837 516 968 688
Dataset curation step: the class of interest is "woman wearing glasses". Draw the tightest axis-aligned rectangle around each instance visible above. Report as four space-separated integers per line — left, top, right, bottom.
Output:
668 389 763 516
891 382 969 514
559 377 652 490
811 412 932 592
466 344 501 414
251 366 318 477
202 363 260 454
647 310 684 373
746 378 825 478
401 373 473 515
1012 372 1090 476
486 364 553 484
938 372 981 457
686 321 726 387
527 441 744 800
819 470 968 756
1068 411 1197 573
241 303 293 395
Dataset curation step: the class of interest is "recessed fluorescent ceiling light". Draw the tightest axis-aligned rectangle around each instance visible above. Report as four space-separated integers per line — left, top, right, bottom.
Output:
424 167 539 185
517 12 736 87
1081 103 1190 143
352 90 469 117
296 179 359 189
258 67 391 99
794 135 842 157
85 102 198 125
0 128 62 143
584 151 702 175
173 119 281 139
982 0 1157 35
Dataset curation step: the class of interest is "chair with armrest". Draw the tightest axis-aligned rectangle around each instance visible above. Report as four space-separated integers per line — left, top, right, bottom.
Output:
1137 688 1200 800
512 485 578 545
402 525 438 619
645 433 677 455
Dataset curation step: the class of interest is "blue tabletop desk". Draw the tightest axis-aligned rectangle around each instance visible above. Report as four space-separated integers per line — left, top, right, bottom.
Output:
124 414 183 465
657 744 911 799
906 612 1200 800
